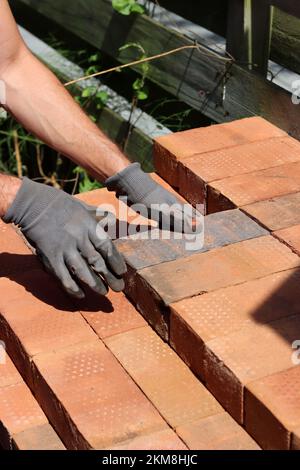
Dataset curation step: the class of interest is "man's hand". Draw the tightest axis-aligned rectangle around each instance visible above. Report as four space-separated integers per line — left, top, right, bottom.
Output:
3 178 126 298
105 163 198 233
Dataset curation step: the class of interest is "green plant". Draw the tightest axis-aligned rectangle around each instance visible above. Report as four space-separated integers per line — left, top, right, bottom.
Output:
73 167 102 193
119 42 149 102
112 0 144 16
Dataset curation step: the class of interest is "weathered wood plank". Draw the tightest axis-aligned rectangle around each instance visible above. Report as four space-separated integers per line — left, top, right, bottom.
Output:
272 8 300 74
226 65 300 138
272 0 300 18
11 0 227 122
226 0 249 66
12 0 300 139
251 0 272 75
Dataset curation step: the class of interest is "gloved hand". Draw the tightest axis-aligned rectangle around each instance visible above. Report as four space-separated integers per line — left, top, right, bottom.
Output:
105 163 199 233
3 178 126 299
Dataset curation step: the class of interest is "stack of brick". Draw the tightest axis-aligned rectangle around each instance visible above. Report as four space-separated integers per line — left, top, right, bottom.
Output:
0 116 299 450
0 220 259 450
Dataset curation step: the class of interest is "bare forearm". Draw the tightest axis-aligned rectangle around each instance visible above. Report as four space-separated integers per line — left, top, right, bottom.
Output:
0 173 21 218
1 48 129 181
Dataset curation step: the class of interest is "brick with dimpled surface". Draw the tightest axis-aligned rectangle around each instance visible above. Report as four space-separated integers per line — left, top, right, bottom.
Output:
245 367 300 450
204 315 300 425
170 268 300 376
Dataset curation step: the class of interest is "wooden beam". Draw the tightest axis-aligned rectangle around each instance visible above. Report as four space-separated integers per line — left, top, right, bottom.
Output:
272 0 300 18
11 0 226 119
271 7 300 74
226 0 249 66
251 0 272 75
11 0 300 140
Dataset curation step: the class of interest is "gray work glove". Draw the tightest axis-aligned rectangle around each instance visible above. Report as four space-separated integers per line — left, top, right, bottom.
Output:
105 163 197 233
3 178 126 299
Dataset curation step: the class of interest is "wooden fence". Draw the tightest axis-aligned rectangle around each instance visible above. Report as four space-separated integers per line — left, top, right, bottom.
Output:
9 0 300 146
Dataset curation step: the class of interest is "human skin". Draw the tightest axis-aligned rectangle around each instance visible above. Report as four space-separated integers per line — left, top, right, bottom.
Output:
0 173 21 217
0 0 130 203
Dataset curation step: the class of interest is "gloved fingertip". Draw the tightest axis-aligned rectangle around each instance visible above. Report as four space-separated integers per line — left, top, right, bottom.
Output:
110 278 125 293
67 286 85 299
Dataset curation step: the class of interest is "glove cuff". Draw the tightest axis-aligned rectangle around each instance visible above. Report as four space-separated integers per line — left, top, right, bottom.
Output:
3 177 61 230
105 162 157 202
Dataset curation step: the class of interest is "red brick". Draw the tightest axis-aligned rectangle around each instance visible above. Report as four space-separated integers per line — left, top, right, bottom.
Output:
0 271 97 356
154 117 286 187
0 382 47 448
0 355 21 389
33 339 167 449
179 137 300 207
209 161 300 210
76 174 183 235
12 423 65 450
0 221 39 277
170 269 300 376
0 356 64 450
116 209 266 272
176 412 260 450
203 315 300 424
292 427 300 450
138 236 300 307
0 271 97 386
76 187 153 238
245 367 300 450
107 429 187 450
243 192 300 232
105 326 222 428
274 224 300 255
80 290 146 339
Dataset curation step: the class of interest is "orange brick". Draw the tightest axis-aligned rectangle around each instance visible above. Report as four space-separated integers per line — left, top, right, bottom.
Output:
107 429 187 450
79 290 146 339
0 271 97 384
176 412 260 450
170 269 300 376
0 382 47 448
209 161 300 210
274 224 300 255
138 236 300 307
76 174 182 235
106 326 222 428
179 137 300 207
12 423 65 450
0 221 40 277
0 355 21 389
292 427 300 450
203 315 300 424
76 187 152 238
0 356 64 450
154 117 286 187
243 192 300 232
245 367 300 450
33 340 167 449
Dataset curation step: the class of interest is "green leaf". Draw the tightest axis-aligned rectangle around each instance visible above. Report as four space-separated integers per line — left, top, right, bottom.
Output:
96 90 109 104
112 0 144 16
88 53 100 63
130 3 144 14
85 65 99 75
137 89 149 100
81 86 97 98
133 78 144 91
